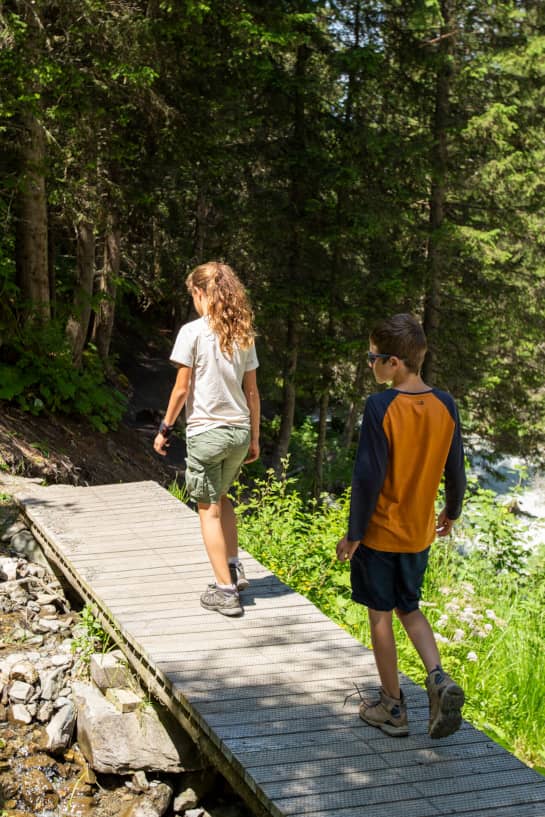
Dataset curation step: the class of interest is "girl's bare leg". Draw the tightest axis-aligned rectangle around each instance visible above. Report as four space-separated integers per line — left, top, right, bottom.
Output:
220 495 238 560
197 501 231 586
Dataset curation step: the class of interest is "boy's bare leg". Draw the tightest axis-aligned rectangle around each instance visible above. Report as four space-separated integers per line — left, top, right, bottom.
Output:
197 501 232 586
396 608 441 672
368 609 401 700
220 495 238 560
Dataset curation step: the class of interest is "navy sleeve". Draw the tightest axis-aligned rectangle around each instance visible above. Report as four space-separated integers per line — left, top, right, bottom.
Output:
347 395 390 541
434 391 466 519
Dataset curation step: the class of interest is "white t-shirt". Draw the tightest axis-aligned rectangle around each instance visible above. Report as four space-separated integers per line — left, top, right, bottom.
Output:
170 316 259 437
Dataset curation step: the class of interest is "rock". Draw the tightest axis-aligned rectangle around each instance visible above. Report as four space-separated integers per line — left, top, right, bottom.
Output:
50 653 73 668
173 770 217 813
173 787 199 812
39 667 64 700
72 681 193 774
37 701 54 723
10 659 39 685
53 695 72 709
0 557 18 581
90 650 133 690
121 782 173 817
105 687 144 713
10 703 32 724
10 530 49 569
46 702 77 752
128 770 149 792
0 520 27 542
8 680 34 703
35 617 63 633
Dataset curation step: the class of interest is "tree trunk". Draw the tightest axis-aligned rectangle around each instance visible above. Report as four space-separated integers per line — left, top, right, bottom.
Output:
94 214 120 366
422 0 455 384
343 359 366 447
66 221 95 367
272 315 299 475
312 388 330 500
271 43 309 475
15 110 50 324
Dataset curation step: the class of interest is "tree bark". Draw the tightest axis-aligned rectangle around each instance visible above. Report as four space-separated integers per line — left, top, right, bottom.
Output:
312 389 330 500
15 110 50 324
343 359 366 447
271 43 309 474
272 315 299 475
94 214 120 366
66 221 96 367
422 0 455 384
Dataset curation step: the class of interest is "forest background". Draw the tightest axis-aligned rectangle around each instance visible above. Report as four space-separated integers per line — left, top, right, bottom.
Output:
1 0 545 495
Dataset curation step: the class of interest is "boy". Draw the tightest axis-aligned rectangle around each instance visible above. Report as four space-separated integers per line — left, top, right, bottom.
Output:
336 313 466 738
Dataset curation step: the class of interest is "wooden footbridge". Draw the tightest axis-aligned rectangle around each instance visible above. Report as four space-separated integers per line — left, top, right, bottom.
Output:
14 480 545 817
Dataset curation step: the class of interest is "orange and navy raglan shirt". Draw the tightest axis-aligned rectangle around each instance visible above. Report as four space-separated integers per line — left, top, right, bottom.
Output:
347 388 466 553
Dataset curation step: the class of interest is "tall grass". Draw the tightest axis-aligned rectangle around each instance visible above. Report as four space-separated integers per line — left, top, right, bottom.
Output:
233 470 545 772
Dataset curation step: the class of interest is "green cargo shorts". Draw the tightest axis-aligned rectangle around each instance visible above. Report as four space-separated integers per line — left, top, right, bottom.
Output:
185 426 251 505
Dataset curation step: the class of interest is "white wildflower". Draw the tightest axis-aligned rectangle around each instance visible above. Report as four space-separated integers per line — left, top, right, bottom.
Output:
435 615 449 629
439 586 451 596
434 632 449 644
485 609 498 621
483 622 493 633
452 628 465 642
467 650 478 662
461 581 475 595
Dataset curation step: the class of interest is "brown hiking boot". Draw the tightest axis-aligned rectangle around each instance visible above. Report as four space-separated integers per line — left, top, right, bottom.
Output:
425 667 465 738
359 688 409 737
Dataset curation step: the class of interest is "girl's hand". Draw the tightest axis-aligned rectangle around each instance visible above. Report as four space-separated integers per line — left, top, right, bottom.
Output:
153 433 169 456
244 441 260 463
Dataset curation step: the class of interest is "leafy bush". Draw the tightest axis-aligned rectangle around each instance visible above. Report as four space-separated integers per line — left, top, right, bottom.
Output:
0 321 126 431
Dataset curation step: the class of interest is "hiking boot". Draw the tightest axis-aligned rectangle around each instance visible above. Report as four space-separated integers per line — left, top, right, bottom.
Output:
359 688 409 737
200 584 243 617
425 667 465 738
229 560 249 591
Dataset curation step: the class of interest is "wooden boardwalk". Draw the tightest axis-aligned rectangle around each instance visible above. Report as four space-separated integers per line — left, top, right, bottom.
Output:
15 480 545 817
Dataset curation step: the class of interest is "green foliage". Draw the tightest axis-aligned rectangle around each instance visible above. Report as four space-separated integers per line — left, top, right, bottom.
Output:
236 470 545 770
0 321 126 432
71 604 111 668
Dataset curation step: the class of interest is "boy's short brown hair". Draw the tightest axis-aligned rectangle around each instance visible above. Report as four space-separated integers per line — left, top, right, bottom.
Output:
370 313 427 374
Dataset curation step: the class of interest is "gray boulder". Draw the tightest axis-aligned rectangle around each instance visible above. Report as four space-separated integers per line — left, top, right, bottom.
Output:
72 681 195 774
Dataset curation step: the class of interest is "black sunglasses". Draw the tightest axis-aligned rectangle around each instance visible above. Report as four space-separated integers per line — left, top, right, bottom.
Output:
367 352 393 365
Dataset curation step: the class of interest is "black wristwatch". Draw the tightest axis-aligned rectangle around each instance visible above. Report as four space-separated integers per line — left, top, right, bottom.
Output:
159 420 174 437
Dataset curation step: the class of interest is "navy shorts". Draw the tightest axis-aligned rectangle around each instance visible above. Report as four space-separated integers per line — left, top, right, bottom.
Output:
350 544 430 613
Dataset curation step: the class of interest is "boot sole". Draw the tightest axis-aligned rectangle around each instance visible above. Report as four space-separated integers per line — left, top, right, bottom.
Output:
429 684 465 739
359 711 409 737
237 578 250 591
200 600 243 616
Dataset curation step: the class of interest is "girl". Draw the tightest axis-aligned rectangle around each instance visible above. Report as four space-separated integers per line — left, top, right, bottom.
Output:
154 261 260 617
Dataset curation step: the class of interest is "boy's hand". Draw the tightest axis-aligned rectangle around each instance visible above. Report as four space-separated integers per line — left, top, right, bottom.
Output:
436 507 454 537
336 535 360 562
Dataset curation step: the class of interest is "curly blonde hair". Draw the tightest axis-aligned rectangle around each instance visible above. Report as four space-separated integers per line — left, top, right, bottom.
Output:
186 261 255 356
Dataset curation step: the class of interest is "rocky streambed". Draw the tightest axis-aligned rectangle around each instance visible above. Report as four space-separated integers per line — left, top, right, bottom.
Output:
0 485 254 817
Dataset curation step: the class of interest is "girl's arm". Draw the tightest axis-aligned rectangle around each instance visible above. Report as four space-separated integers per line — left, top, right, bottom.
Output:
243 368 260 463
153 365 192 456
